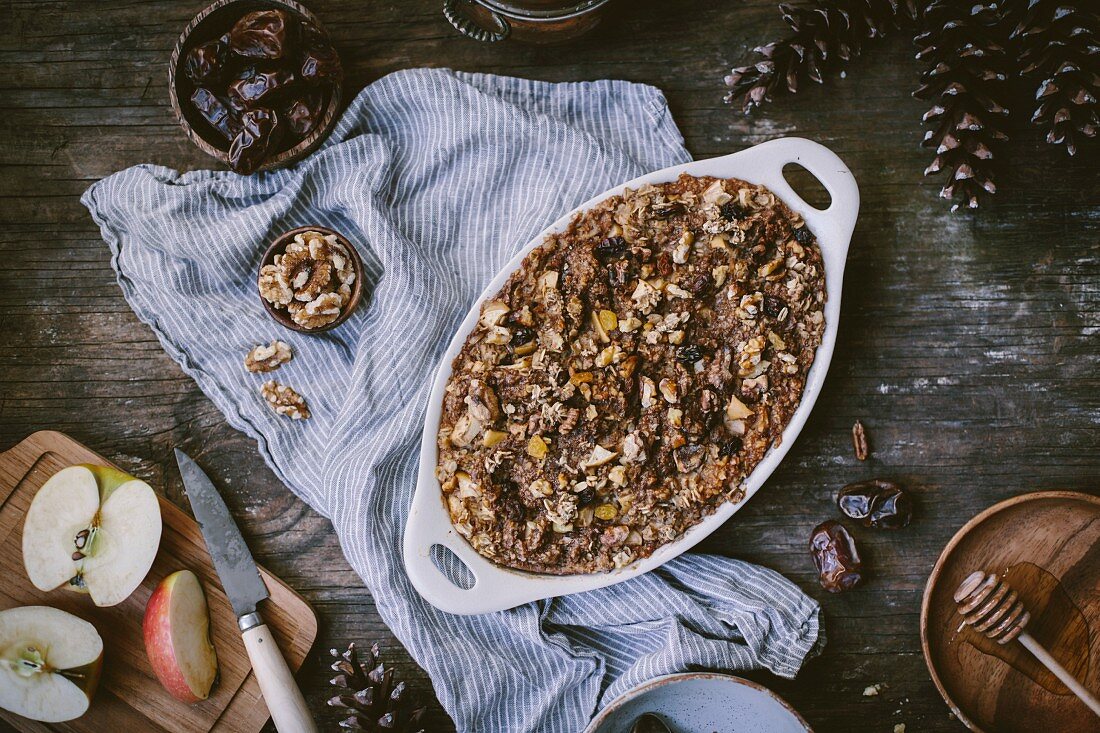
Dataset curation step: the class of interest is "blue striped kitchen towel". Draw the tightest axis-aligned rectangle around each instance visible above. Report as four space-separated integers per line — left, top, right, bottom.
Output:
82 68 822 733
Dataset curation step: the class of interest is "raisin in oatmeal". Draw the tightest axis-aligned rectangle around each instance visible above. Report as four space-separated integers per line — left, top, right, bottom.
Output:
436 174 826 574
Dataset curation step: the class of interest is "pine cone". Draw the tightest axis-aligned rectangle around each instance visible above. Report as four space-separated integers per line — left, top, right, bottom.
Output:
1011 0 1099 156
328 643 426 732
724 0 917 111
913 1 1012 210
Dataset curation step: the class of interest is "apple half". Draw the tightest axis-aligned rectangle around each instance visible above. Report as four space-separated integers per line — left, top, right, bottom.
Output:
0 606 103 722
23 464 162 607
143 569 219 703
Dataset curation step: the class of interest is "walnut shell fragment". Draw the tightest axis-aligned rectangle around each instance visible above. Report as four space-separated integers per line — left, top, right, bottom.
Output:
245 340 293 372
261 380 310 419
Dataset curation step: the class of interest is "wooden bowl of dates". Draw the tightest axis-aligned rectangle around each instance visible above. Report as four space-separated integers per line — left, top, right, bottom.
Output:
169 0 343 175
257 226 364 334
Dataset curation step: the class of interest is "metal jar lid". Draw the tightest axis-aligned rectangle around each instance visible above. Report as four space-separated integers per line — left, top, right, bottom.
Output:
479 0 611 21
443 0 612 43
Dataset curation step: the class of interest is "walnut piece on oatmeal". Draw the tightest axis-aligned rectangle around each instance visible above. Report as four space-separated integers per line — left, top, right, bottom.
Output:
259 229 357 330
437 173 826 575
261 380 310 419
244 340 293 372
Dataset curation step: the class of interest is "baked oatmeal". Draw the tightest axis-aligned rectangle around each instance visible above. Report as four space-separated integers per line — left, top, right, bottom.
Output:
436 174 826 574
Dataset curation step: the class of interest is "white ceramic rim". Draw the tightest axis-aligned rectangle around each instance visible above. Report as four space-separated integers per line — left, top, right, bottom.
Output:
581 672 813 733
403 137 860 615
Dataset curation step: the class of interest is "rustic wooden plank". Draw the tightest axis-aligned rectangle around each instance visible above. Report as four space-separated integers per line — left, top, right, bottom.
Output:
1 0 1097 731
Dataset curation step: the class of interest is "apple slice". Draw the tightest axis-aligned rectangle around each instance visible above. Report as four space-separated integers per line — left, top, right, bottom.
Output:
0 606 103 722
23 464 162 607
144 569 219 703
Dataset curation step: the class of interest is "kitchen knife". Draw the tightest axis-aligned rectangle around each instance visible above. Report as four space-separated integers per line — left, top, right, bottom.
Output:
175 448 317 733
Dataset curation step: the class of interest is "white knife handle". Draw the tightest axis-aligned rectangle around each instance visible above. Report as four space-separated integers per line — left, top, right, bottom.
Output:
240 614 318 733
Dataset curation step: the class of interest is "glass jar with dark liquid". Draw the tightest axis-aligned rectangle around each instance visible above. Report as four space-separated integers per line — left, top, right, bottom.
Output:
443 0 613 44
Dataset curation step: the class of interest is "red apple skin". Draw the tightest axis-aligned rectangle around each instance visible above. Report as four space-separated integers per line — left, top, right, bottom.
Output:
143 570 216 704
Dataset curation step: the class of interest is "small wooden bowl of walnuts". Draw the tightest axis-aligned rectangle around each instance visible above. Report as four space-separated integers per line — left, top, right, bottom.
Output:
258 226 364 333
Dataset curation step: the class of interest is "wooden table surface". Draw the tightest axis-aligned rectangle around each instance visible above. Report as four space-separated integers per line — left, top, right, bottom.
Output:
1 1 1097 731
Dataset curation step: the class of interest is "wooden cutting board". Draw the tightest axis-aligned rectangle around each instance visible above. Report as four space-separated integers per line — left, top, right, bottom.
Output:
0 431 318 733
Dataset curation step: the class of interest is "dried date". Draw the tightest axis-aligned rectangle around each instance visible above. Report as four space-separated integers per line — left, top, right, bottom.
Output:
838 479 911 529
284 90 324 137
576 486 597 507
227 108 282 175
190 87 239 141
229 9 293 60
183 35 231 84
299 24 343 85
675 344 703 365
809 520 863 593
595 235 628 261
720 200 747 220
607 259 633 288
684 270 711 295
794 225 815 246
762 294 786 318
650 200 685 218
719 437 742 457
509 325 535 347
228 67 296 108
673 444 705 473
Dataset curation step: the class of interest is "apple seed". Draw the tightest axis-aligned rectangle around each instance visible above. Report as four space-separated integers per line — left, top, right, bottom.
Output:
16 647 45 677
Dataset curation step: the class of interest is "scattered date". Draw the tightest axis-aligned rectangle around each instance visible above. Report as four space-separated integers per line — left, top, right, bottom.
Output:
809 520 863 593
838 479 912 529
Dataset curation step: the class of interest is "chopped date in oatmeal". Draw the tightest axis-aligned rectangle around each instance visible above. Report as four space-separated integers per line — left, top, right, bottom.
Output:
436 174 827 574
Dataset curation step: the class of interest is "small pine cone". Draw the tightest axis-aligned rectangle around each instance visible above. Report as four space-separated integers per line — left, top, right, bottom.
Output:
1011 0 1099 156
724 0 916 112
327 643 426 732
913 0 1013 210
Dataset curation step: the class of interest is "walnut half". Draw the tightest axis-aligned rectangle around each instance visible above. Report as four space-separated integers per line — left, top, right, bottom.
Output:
244 340 293 373
261 380 310 420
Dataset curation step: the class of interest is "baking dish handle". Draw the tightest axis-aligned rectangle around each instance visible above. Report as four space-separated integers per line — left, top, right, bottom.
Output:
738 137 860 256
404 491 535 615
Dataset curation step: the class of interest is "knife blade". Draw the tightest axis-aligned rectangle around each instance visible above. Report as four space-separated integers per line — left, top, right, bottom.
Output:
174 448 317 732
174 448 269 619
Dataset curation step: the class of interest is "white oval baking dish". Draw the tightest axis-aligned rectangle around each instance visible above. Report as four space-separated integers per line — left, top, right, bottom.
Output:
404 137 859 615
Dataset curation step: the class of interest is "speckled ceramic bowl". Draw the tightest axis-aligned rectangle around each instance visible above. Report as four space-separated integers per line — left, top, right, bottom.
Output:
583 673 812 733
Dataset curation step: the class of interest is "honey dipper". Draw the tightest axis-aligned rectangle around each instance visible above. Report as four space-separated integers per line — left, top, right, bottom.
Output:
954 570 1100 717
